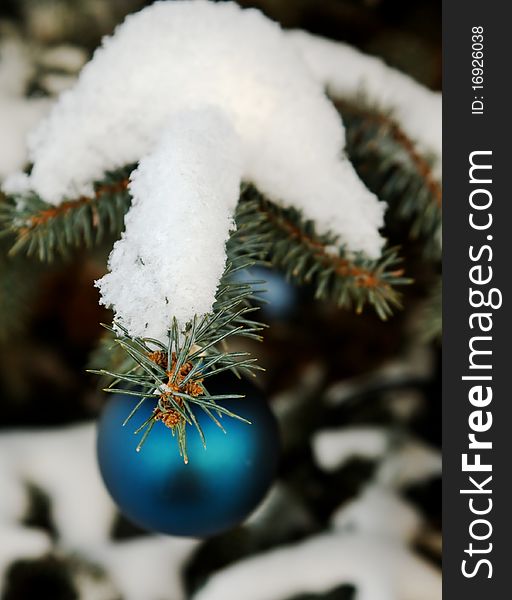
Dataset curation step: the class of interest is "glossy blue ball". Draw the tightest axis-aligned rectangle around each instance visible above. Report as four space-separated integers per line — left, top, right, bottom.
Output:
234 266 296 320
97 373 280 537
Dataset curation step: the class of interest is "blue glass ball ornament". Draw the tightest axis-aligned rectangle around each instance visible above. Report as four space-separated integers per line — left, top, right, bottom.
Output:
97 372 280 537
234 266 297 320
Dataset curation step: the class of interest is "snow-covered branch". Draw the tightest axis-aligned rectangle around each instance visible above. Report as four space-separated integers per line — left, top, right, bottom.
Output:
288 30 442 174
4 0 389 340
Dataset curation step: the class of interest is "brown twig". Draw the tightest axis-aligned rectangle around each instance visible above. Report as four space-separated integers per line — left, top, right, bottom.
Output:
256 198 402 290
26 178 129 230
335 100 442 208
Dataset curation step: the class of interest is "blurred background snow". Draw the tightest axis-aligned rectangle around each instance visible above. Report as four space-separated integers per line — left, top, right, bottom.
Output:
0 1 441 599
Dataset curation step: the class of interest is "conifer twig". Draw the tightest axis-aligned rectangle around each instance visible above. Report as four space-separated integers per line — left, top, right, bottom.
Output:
3 166 410 457
238 186 409 319
335 99 442 256
88 223 267 461
0 166 133 261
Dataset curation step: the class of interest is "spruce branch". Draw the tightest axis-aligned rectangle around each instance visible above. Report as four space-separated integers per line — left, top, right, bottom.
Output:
88 328 139 387
90 187 408 456
2 163 409 321
0 166 133 261
335 99 442 257
5 165 410 457
238 186 409 320
89 216 268 462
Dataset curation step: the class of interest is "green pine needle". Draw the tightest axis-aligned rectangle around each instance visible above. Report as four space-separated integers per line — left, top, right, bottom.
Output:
336 98 442 259
0 166 133 261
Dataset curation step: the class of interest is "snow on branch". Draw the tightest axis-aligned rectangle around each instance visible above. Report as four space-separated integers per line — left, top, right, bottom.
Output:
96 108 243 340
3 0 388 340
0 37 51 179
194 531 441 600
0 167 131 261
0 29 87 180
338 100 442 257
238 189 406 320
288 30 442 175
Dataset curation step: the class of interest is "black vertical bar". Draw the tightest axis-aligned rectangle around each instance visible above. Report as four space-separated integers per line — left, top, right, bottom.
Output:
444 0 511 597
